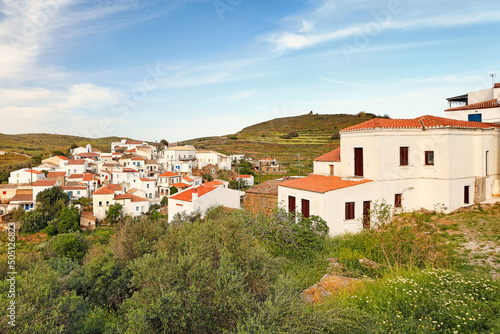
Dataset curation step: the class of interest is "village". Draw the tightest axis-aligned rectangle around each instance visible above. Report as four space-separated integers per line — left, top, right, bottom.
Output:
1 83 499 235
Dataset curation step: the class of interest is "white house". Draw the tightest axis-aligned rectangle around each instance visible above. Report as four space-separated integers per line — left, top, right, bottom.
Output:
93 184 150 220
160 146 197 173
445 82 500 123
8 169 46 184
157 172 182 196
182 175 202 187
278 115 500 235
32 180 60 202
196 150 231 170
168 185 244 222
9 193 34 211
62 185 88 201
236 174 255 187
60 160 88 176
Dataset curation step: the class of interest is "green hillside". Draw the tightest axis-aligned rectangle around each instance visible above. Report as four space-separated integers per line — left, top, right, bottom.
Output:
0 133 124 158
182 112 382 175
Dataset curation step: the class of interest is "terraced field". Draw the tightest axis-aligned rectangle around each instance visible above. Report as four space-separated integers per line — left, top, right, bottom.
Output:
183 112 380 175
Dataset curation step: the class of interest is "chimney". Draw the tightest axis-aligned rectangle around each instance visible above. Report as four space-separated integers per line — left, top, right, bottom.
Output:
192 187 199 201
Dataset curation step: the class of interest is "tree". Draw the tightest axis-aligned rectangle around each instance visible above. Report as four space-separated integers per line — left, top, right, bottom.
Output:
106 203 123 224
169 186 178 195
47 206 81 236
160 196 168 207
47 232 88 262
8 207 25 221
202 173 214 182
36 186 70 222
20 210 46 233
331 133 340 140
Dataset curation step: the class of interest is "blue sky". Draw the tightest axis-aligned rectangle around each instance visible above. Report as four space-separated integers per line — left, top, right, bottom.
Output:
1 0 499 142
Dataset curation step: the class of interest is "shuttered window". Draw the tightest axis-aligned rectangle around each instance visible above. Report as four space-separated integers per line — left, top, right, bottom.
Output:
301 199 310 218
395 194 402 208
288 196 296 215
425 151 434 166
345 202 355 220
400 147 409 166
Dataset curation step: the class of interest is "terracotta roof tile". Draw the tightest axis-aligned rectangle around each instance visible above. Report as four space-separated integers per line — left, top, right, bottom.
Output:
82 174 95 182
172 182 190 188
125 140 143 144
93 186 115 195
77 152 99 157
159 172 180 177
314 147 340 162
279 175 372 193
25 169 43 174
237 175 252 178
128 193 149 202
170 185 217 202
11 194 33 202
246 177 298 195
140 178 154 182
62 186 86 191
494 83 500 88
68 174 84 179
203 180 223 187
32 180 58 187
445 99 500 111
107 184 123 192
183 176 194 182
341 115 500 132
47 172 66 178
114 193 132 200
67 160 86 165
57 155 69 160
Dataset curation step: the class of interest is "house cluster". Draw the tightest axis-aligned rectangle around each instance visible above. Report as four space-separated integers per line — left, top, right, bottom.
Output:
0 139 254 224
244 83 500 235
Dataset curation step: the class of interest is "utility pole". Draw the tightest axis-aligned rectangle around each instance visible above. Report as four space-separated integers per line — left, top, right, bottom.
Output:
258 161 261 184
490 74 496 86
298 153 301 176
30 158 33 185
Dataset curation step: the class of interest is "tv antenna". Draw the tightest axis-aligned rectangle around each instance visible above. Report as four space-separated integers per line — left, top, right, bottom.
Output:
490 74 496 86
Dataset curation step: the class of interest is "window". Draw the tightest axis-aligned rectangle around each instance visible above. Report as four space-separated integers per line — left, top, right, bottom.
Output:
136 207 139 211
425 151 434 166
106 201 109 206
99 201 102 207
147 184 150 189
468 113 482 122
464 186 470 204
345 202 355 220
395 194 402 208
354 148 364 177
329 165 334 176
485 151 489 176
77 191 80 195
400 147 409 166
301 199 310 218
288 196 296 215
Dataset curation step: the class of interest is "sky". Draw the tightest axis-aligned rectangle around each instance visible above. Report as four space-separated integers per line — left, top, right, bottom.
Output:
0 0 499 142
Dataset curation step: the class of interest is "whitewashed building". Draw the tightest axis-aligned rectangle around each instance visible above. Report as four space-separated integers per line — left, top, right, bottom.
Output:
196 150 231 170
445 82 500 123
168 185 244 222
279 115 500 235
8 169 46 184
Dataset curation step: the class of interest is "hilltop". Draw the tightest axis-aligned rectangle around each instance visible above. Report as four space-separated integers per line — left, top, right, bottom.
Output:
182 112 382 175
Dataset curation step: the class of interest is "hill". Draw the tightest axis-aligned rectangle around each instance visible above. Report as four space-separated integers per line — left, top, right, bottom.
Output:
182 112 382 175
0 133 125 158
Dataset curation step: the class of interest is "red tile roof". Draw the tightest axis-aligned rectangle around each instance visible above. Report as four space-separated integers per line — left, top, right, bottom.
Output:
57 155 69 160
82 174 95 182
445 99 500 112
494 83 500 88
62 186 86 191
170 185 217 202
67 160 86 165
204 180 223 187
341 115 500 132
25 169 43 174
159 172 180 177
237 174 252 178
183 176 194 182
10 194 33 202
68 174 84 179
129 193 149 202
140 178 154 182
77 152 99 157
107 184 123 192
279 175 372 193
93 186 115 195
314 147 341 162
172 182 190 189
122 168 138 173
47 172 66 178
126 140 143 144
131 157 145 161
114 193 132 200
32 180 58 187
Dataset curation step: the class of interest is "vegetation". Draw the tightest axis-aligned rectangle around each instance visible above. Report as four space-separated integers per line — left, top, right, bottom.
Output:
1 203 499 333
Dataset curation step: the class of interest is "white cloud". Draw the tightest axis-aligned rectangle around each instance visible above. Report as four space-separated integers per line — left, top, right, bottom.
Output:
228 89 256 102
319 77 374 89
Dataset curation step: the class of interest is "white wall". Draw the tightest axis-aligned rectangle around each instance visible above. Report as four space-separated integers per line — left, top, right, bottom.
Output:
445 107 500 124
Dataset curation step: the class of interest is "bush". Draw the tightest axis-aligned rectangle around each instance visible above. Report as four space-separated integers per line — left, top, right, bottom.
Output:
47 233 88 262
47 206 81 235
331 133 340 140
20 210 46 234
288 131 299 138
343 269 500 333
229 136 238 140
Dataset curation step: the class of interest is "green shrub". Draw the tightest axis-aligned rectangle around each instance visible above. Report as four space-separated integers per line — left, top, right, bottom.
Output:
47 233 88 262
20 210 46 233
343 269 500 333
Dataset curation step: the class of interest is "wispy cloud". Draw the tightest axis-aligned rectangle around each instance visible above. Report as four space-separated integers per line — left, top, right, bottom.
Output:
228 89 256 102
319 77 374 89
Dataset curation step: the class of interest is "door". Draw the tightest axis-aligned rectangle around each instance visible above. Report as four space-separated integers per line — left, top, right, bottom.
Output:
329 165 334 176
363 201 371 229
301 199 310 218
288 196 296 215
354 148 364 177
